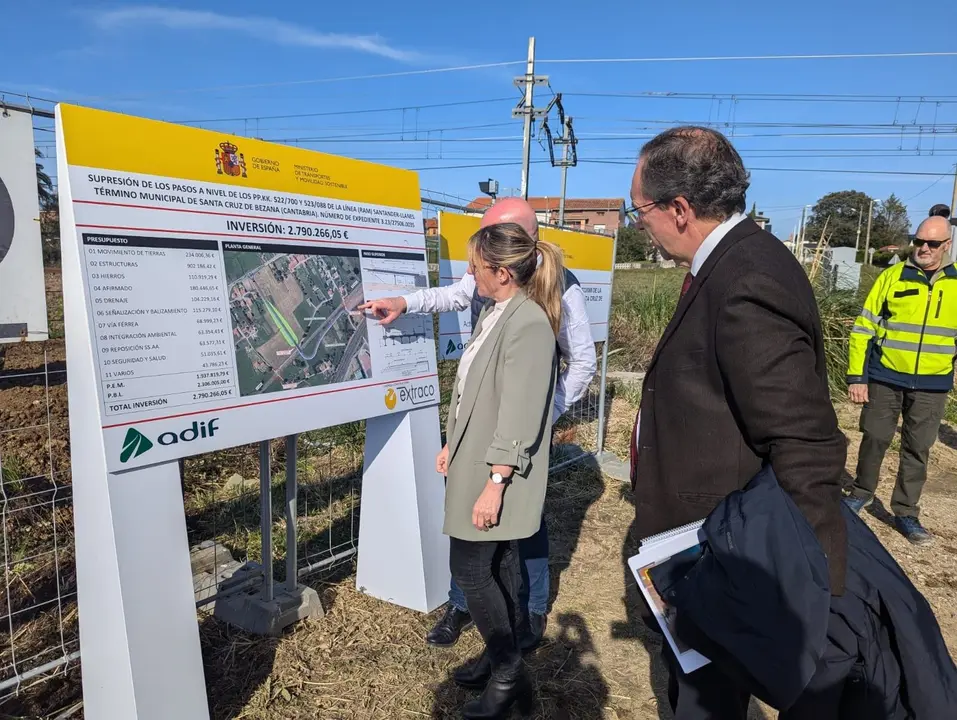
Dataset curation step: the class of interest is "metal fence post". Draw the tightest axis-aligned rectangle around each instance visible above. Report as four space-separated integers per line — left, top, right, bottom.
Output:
285 434 298 593
595 229 619 454
259 440 273 603
595 341 611 454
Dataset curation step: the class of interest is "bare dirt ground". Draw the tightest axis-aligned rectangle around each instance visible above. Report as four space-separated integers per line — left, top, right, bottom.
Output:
193 390 957 720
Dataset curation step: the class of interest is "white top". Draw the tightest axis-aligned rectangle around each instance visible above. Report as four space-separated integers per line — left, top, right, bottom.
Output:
634 212 748 452
404 272 597 423
454 296 512 419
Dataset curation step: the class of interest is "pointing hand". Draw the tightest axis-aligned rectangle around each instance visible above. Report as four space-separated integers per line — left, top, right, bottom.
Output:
357 297 407 325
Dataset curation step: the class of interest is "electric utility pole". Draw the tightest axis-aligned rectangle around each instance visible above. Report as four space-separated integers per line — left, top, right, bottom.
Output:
798 205 808 261
950 163 957 262
855 206 863 251
541 95 578 226
951 163 957 217
512 37 548 199
863 198 874 265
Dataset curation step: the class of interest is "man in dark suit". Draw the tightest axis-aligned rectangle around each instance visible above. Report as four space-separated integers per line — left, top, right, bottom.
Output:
629 126 848 719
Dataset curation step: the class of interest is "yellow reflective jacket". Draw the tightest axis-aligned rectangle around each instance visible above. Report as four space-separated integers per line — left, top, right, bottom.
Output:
847 258 957 391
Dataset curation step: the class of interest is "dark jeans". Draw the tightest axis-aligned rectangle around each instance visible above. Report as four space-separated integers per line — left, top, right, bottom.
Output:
448 514 549 616
449 537 525 680
852 381 948 517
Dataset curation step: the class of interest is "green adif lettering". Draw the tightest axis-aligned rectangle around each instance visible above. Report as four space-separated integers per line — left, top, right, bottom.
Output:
119 418 220 463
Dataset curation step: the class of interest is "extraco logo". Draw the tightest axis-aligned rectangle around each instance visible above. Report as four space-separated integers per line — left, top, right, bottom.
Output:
120 418 220 464
397 383 436 407
384 388 397 410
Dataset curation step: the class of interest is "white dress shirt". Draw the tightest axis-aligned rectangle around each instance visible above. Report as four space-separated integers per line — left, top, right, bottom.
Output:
690 212 747 277
633 212 747 452
454 297 511 419
404 273 597 422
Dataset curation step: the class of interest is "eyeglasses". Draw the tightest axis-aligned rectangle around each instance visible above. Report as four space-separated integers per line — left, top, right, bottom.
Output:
625 198 670 220
914 237 947 249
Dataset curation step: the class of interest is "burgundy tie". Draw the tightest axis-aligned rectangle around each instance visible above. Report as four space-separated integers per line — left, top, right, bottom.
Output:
680 271 693 298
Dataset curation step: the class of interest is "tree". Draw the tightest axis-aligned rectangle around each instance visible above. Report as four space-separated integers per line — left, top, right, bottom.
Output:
871 194 910 249
806 190 874 248
40 193 60 265
35 148 55 210
615 224 653 262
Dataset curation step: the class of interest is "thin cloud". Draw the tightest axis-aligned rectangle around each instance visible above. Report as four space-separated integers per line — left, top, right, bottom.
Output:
91 6 423 63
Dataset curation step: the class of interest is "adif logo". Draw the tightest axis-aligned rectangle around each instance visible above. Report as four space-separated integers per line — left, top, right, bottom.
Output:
157 418 219 446
119 418 220 464
120 428 153 463
445 338 468 356
384 388 397 410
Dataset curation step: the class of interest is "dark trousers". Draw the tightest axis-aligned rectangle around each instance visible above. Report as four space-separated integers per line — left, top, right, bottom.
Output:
449 537 525 680
662 642 750 720
449 514 549 617
852 381 948 517
662 641 846 720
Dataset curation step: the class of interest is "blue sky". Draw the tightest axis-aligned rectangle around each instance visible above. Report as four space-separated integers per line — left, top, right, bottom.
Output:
4 1 957 234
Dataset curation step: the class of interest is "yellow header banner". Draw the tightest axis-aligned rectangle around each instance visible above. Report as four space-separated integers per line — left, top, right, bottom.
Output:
57 104 422 210
438 211 615 272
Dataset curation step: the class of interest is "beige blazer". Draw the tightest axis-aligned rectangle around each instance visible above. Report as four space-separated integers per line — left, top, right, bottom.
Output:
443 290 558 541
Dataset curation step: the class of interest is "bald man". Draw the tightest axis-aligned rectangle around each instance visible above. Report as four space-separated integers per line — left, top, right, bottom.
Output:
360 197 597 651
845 215 957 544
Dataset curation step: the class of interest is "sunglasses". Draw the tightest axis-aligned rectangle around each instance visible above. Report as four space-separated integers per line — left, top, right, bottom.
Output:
914 237 947 249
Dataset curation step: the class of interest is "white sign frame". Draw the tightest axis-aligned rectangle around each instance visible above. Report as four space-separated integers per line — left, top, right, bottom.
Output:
0 108 49 343
57 104 448 720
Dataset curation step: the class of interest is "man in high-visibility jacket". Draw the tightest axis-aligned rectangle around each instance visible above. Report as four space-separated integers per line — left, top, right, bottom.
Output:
845 215 957 544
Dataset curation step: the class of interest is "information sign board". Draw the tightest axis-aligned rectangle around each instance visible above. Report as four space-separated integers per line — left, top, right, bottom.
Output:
56 105 439 471
0 109 49 342
437 211 615 359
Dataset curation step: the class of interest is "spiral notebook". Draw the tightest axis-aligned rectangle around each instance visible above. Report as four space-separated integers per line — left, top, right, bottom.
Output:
640 519 705 548
627 520 711 674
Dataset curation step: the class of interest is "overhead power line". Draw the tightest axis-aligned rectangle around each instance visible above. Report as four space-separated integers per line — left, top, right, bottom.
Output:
172 98 513 125
263 122 515 143
566 91 957 104
540 51 957 65
409 160 544 171
579 159 950 176
57 50 957 101
96 61 527 101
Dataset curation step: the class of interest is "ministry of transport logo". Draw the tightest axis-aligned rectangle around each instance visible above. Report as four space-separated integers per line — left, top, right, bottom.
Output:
120 427 154 464
215 141 248 178
384 388 397 410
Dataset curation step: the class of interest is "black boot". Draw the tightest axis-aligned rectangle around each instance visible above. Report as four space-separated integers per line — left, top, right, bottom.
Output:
462 669 533 719
453 652 491 689
426 605 473 647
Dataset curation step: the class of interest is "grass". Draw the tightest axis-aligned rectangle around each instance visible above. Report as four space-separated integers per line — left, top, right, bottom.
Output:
608 265 956 407
608 267 685 372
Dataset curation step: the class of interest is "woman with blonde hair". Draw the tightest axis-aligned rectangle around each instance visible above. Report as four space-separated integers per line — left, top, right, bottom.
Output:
436 222 563 718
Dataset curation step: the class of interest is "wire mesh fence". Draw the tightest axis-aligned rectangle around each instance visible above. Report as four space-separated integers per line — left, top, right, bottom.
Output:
0 348 78 704
0 197 615 711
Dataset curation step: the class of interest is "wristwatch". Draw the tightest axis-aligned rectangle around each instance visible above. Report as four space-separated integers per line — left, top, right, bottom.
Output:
490 471 506 484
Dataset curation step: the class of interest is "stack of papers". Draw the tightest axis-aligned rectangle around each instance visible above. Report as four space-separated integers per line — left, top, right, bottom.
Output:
627 520 711 673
